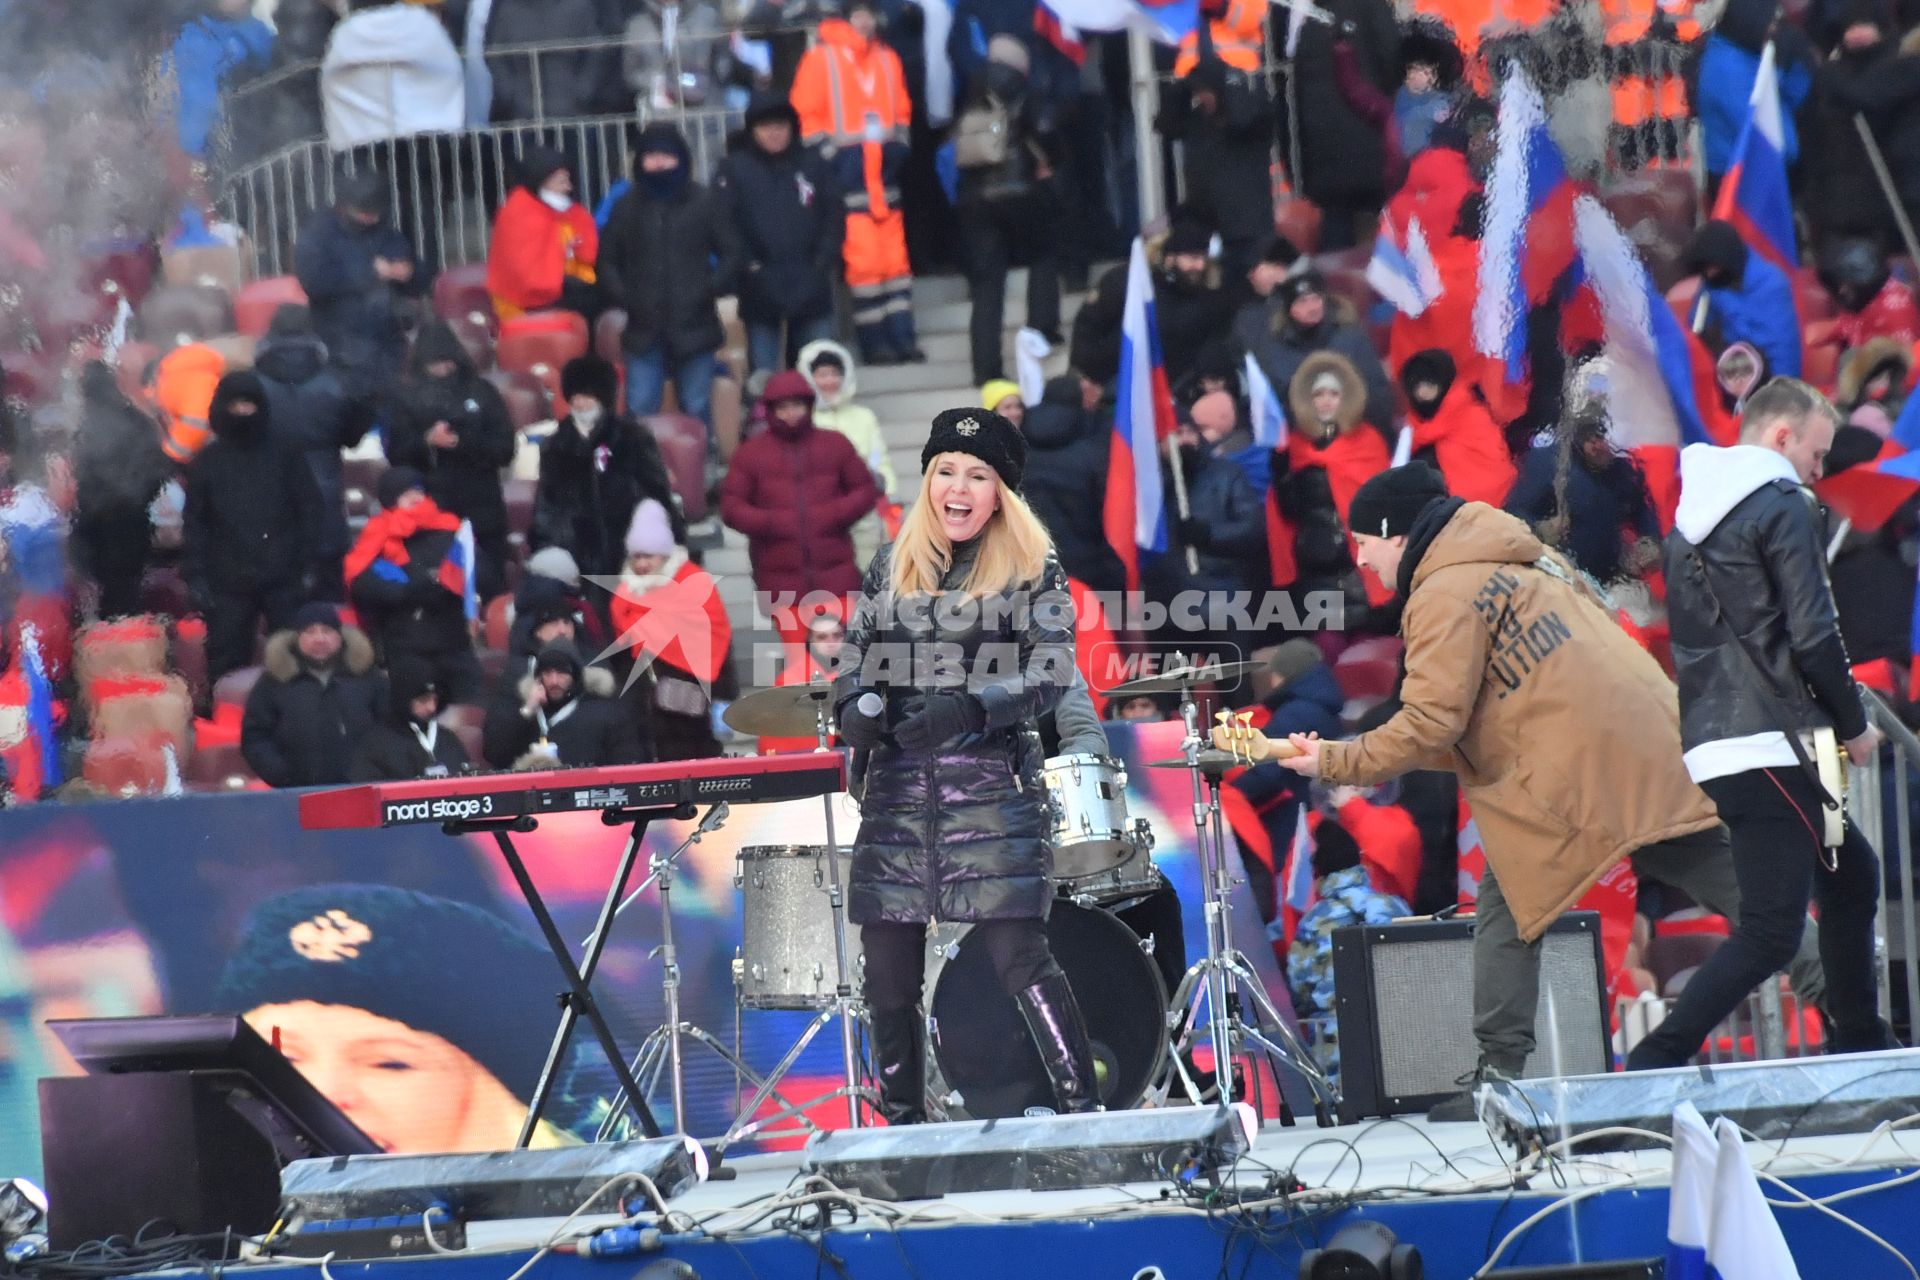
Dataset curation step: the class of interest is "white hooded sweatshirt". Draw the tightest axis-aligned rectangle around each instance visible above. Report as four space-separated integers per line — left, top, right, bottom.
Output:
1671 442 1805 783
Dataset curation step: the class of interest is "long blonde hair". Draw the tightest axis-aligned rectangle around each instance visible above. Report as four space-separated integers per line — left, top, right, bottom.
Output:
889 457 1051 598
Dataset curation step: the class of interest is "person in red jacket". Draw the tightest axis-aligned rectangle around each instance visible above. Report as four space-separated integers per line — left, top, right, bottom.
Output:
486 145 600 324
1400 349 1516 506
719 370 879 646
1821 236 1920 352
609 498 737 761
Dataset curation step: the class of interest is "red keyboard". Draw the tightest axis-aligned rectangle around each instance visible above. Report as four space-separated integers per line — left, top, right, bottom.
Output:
299 752 847 829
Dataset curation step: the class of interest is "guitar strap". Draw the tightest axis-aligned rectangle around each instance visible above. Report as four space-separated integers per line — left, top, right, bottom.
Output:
1680 546 1841 821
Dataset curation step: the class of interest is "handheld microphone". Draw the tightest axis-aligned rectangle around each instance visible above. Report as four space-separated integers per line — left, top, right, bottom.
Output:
856 692 884 720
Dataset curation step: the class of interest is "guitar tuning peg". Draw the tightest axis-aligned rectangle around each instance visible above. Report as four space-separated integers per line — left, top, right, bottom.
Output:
1236 710 1254 727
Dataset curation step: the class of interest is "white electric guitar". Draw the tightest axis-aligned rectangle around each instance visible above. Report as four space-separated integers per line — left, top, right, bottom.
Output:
1804 726 1849 848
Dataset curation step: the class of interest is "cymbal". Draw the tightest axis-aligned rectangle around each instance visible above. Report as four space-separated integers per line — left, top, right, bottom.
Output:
1106 659 1267 696
724 682 834 737
1146 749 1246 773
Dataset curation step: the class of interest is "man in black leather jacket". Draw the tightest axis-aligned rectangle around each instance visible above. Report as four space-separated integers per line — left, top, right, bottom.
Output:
1643 378 1897 1067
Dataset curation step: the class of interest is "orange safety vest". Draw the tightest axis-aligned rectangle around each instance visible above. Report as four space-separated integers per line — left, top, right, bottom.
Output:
1174 0 1264 76
149 342 225 464
791 20 911 214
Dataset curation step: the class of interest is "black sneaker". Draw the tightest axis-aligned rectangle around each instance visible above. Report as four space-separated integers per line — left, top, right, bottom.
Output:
1426 1061 1518 1123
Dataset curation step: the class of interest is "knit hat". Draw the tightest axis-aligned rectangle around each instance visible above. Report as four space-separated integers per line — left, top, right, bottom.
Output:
1348 463 1450 540
515 144 569 193
516 577 577 631
1278 269 1327 309
1267 637 1323 684
1163 220 1212 259
979 378 1022 412
525 546 582 588
625 498 675 557
386 655 438 719
1399 349 1457 398
212 884 555 1101
377 466 427 509
293 601 341 633
1686 220 1747 280
559 354 618 406
335 167 388 215
922 406 1026 489
266 304 315 341
534 643 583 678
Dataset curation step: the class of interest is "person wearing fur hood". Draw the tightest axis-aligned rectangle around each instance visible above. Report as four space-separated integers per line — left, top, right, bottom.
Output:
1236 269 1395 437
1270 351 1390 608
240 602 384 788
608 499 738 761
481 642 643 771
1836 336 1912 433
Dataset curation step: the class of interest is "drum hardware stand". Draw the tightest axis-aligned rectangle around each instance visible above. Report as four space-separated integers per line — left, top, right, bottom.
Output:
445 809 674 1147
1155 661 1337 1126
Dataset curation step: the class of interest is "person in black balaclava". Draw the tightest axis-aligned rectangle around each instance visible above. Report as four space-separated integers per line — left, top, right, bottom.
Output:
1686 219 1802 379
1071 216 1238 389
182 371 327 682
350 655 473 781
384 319 516 601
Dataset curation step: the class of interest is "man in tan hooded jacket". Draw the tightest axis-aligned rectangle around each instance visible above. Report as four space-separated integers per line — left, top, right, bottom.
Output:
1281 464 1816 1114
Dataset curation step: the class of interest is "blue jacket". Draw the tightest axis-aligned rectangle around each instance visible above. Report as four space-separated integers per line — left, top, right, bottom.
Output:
1706 251 1803 378
167 14 275 156
1697 34 1810 176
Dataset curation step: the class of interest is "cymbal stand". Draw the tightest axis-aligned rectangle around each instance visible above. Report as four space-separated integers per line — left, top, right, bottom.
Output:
1157 669 1337 1124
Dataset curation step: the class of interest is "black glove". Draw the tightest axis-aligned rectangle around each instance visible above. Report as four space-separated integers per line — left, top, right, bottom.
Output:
1179 515 1211 550
837 696 888 750
894 690 987 753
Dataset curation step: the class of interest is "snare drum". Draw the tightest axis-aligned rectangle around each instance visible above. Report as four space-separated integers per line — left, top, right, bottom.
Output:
1042 753 1133 879
735 845 863 1009
1063 819 1162 905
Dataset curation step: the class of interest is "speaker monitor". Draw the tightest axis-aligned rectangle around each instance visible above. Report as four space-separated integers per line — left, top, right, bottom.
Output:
1331 912 1609 1123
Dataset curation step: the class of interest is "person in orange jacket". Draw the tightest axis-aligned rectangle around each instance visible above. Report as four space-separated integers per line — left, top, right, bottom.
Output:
789 0 923 365
1174 0 1264 75
1400 349 1516 507
486 145 600 324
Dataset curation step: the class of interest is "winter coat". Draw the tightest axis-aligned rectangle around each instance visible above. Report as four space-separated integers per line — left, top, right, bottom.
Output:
72 367 170 588
1180 431 1271 593
293 207 419 396
719 402 879 602
718 110 845 325
482 668 644 769
241 627 385 787
485 187 599 318
320 2 464 149
1155 64 1273 259
833 539 1075 924
799 339 896 496
954 68 1061 209
1831 277 1920 350
182 408 324 601
608 552 735 761
532 415 680 578
1805 32 1920 244
1665 444 1870 757
1317 501 1719 942
253 332 369 562
1504 443 1659 584
349 716 473 781
1020 383 1125 594
346 500 474 662
166 12 274 156
1237 294 1395 435
599 173 740 359
1702 249 1802 379
385 324 516 548
1273 351 1388 592
1074 236 1240 388
1285 0 1399 206
1407 382 1516 507
789 18 912 204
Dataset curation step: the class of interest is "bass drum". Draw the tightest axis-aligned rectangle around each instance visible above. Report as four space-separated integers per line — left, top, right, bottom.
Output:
924 900 1168 1119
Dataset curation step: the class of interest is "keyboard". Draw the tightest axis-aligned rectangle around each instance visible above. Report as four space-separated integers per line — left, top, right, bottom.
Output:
299 752 847 829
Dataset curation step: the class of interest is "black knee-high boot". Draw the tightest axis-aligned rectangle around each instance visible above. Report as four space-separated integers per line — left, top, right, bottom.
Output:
870 1006 926 1125
1015 973 1101 1114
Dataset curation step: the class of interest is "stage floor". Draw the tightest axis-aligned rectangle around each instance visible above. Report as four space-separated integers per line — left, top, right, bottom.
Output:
229 1108 1920 1279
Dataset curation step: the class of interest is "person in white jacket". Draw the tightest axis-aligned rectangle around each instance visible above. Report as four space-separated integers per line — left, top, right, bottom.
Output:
799 338 892 568
321 0 465 151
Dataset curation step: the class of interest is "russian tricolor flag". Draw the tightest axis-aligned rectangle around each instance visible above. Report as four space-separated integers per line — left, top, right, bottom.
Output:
1102 238 1172 591
1474 68 1581 381
1667 1103 1802 1279
1245 352 1286 449
439 519 480 624
1711 42 1798 275
1033 0 1087 64
22 624 60 796
1276 804 1317 948
1366 214 1442 320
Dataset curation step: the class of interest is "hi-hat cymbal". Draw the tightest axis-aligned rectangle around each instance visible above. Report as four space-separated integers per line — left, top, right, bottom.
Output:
724 682 834 737
1106 659 1266 696
1146 749 1245 773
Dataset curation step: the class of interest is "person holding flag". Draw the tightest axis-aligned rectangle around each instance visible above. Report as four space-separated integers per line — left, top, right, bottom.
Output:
1275 465 1805 1117
346 468 485 705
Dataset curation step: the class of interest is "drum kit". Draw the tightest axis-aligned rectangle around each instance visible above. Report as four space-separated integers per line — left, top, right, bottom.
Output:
611 658 1334 1148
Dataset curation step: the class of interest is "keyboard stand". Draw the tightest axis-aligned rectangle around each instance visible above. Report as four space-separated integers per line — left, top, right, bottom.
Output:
444 804 688 1146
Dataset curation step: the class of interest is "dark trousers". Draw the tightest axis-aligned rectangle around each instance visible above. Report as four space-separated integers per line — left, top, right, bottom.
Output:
960 196 1061 384
1630 767 1887 1067
862 918 1059 1013
206 582 304 683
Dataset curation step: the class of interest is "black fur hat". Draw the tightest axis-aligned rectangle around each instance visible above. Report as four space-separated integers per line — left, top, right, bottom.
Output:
921 407 1026 489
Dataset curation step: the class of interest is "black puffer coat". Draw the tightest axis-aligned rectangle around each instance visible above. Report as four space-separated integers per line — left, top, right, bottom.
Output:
531 412 681 578
240 627 385 788
385 322 516 581
599 127 742 359
833 538 1076 924
716 94 844 326
1021 377 1125 594
254 331 370 562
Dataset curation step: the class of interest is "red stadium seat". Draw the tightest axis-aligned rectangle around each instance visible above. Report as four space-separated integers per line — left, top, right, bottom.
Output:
233 275 309 337
433 263 495 330
483 594 512 650
1273 196 1322 258
213 664 262 712
504 476 535 537
186 741 258 791
647 412 710 523
498 311 589 403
